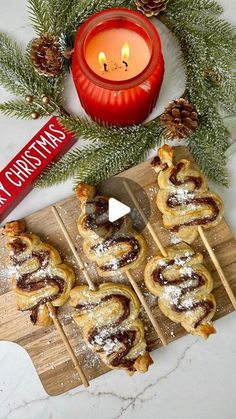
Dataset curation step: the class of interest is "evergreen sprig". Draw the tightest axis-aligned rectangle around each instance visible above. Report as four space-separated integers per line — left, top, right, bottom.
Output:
35 116 164 187
28 0 135 40
160 0 236 185
0 99 51 119
27 0 52 34
0 32 65 118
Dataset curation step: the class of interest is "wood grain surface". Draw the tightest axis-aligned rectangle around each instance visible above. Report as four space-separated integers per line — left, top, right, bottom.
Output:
0 147 235 396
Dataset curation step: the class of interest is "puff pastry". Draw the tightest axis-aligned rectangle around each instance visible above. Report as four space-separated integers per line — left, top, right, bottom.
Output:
3 220 75 327
76 184 147 276
151 145 224 243
145 242 216 339
70 282 153 374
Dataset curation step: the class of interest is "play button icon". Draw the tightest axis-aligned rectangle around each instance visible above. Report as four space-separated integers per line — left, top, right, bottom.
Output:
92 176 151 235
108 198 130 222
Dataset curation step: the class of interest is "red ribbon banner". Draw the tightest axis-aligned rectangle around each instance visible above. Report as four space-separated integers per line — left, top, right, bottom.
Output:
0 117 75 223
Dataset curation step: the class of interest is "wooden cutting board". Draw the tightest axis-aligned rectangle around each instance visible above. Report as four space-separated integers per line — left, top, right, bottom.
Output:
0 147 235 396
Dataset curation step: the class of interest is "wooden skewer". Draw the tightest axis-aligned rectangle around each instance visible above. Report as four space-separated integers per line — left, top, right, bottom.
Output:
123 181 167 257
198 226 236 309
126 270 167 346
125 179 236 308
51 206 96 291
52 205 167 345
123 181 167 345
50 205 96 387
46 302 89 388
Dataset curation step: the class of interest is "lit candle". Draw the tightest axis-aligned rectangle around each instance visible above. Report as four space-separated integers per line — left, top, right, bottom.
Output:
121 43 129 71
86 29 150 81
98 51 108 72
72 8 165 126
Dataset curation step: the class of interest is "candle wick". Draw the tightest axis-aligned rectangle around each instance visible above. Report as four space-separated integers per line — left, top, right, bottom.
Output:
122 60 128 71
104 63 108 72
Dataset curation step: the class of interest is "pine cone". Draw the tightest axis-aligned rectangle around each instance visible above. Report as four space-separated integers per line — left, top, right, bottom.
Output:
160 98 199 140
135 0 168 17
30 33 63 77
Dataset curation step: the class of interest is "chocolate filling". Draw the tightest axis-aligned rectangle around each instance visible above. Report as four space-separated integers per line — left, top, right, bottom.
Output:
109 330 136 368
10 238 27 254
29 291 62 324
12 248 65 324
151 155 168 171
77 294 136 369
17 273 64 293
30 306 39 324
170 162 202 189
88 327 136 369
92 236 140 271
151 155 161 167
167 195 220 231
152 258 214 328
83 198 123 233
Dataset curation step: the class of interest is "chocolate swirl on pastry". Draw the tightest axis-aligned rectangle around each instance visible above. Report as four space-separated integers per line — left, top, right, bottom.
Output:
167 195 220 232
151 145 224 243
4 224 75 327
152 261 214 328
144 242 216 339
91 236 141 272
88 328 136 369
169 162 202 190
70 283 153 374
76 184 147 276
82 197 123 235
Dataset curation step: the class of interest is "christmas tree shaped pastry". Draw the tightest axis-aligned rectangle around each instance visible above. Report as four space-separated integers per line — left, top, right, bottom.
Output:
76 184 147 276
151 145 224 243
70 282 153 374
145 242 216 339
3 220 75 326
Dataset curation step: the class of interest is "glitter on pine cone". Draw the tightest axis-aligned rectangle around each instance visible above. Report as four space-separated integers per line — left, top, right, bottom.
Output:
30 33 63 77
135 0 168 17
160 98 199 140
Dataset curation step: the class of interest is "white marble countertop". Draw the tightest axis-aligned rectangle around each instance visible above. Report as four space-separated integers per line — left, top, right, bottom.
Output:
0 1 236 418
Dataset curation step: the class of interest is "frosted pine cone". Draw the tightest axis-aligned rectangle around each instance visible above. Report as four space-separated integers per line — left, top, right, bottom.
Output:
135 0 168 17
160 98 199 140
30 33 63 77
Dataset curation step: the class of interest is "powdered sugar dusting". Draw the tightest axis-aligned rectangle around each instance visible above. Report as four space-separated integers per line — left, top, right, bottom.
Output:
179 266 194 276
170 234 181 244
169 189 195 205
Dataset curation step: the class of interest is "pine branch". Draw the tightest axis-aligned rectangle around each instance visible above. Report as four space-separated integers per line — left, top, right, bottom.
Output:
166 0 223 15
0 32 50 96
36 117 164 187
37 0 135 39
28 0 135 39
59 116 163 144
161 0 236 184
0 99 51 119
35 145 98 187
162 4 236 114
27 0 52 34
60 116 121 143
187 111 229 186
0 32 65 118
42 0 75 36
69 0 136 30
72 128 159 186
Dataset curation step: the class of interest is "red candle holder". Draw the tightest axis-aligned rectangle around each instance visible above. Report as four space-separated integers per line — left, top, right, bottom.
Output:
72 8 164 126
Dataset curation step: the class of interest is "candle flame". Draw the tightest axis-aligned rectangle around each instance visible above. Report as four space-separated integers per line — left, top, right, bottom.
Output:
98 51 107 67
121 43 130 62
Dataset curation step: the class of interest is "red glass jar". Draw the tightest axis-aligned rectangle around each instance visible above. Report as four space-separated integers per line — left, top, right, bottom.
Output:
72 8 164 126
